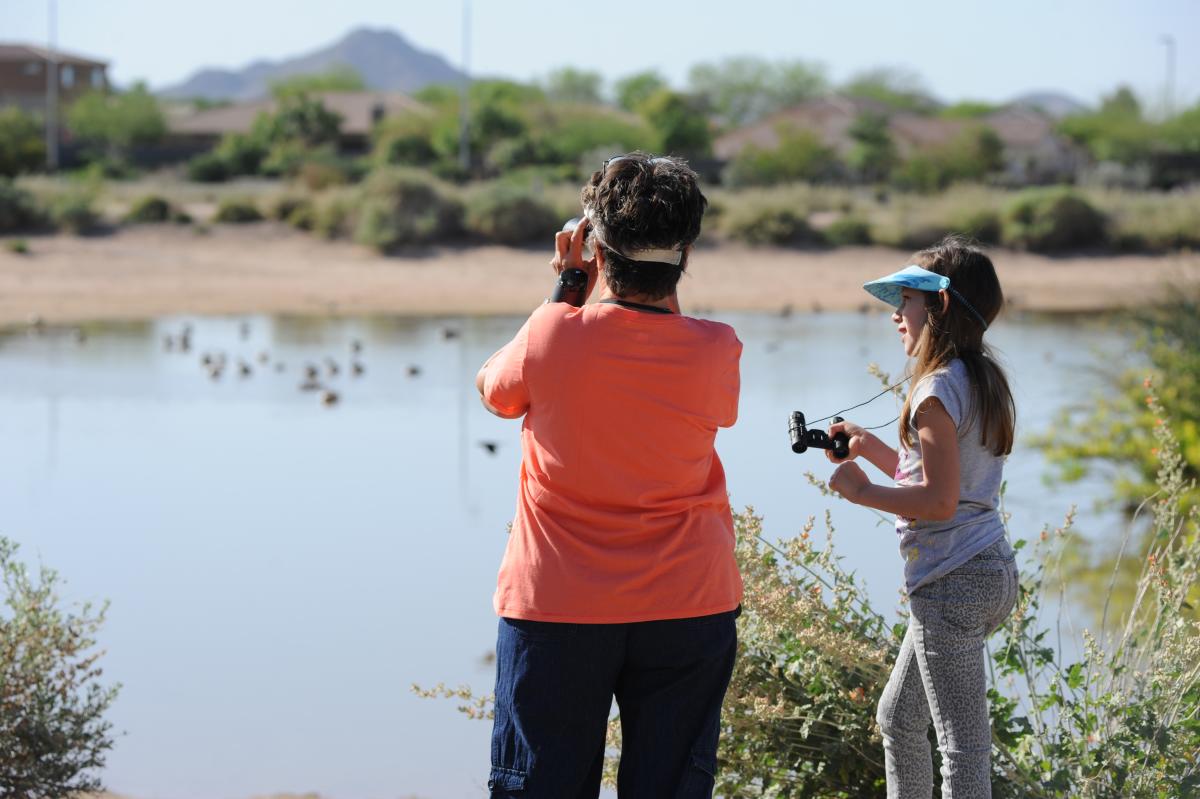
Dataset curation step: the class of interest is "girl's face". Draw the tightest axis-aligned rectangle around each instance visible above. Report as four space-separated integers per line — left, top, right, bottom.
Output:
893 288 929 357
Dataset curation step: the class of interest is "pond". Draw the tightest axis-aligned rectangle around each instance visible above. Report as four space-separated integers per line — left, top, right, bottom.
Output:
0 310 1127 799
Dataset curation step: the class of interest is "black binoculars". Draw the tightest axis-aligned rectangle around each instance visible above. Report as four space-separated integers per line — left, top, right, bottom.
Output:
789 412 850 460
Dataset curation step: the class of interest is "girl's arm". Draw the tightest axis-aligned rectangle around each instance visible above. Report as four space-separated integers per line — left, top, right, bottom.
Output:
829 398 960 522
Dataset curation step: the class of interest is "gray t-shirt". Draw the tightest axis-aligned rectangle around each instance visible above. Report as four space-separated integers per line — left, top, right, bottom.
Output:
894 358 1006 593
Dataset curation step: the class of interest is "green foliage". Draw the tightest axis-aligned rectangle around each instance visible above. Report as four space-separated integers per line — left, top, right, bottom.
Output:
614 70 669 113
636 89 713 160
687 56 827 129
823 215 873 246
123 194 173 224
45 187 100 234
0 108 46 178
186 152 230 183
1059 86 1158 166
253 94 343 150
372 113 440 167
213 197 263 224
0 537 119 797
353 167 462 250
940 101 1001 119
66 83 166 164
722 203 821 246
846 112 898 183
213 132 268 177
6 238 29 255
0 180 45 233
543 67 604 105
1003 189 1107 252
270 66 365 99
891 126 1006 192
464 184 559 245
724 125 840 187
842 67 937 114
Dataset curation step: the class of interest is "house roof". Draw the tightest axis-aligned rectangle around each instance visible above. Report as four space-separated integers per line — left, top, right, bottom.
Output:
713 96 1063 161
167 91 429 137
0 43 108 68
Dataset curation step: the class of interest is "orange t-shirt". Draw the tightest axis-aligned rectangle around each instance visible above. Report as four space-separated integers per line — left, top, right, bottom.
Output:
483 301 743 623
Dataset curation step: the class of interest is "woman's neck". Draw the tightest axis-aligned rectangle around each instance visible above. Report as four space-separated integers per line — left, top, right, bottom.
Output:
597 285 677 313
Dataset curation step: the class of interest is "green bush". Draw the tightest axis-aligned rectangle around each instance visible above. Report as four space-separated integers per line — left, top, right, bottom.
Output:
1003 190 1107 252
823 215 872 246
464 184 559 245
186 153 230 183
723 204 821 246
123 194 173 224
6 238 29 254
313 192 353 239
724 126 841 187
0 537 119 796
956 209 1003 244
0 107 46 178
213 198 263 224
0 179 44 232
47 189 100 234
353 168 462 250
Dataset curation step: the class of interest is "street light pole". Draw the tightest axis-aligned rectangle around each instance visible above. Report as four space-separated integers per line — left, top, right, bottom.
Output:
458 0 471 175
1160 34 1176 118
46 0 59 171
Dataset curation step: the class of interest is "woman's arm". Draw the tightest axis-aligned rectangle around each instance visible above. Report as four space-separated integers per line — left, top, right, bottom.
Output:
829 397 960 522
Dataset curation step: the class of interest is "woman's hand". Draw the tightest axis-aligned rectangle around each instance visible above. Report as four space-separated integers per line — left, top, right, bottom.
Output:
551 219 599 300
829 460 871 504
826 419 869 463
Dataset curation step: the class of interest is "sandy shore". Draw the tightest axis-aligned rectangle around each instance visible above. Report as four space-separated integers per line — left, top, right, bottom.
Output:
2 224 1198 325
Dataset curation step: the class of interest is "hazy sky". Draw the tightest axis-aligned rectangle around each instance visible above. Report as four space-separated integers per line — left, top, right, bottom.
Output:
3 0 1197 110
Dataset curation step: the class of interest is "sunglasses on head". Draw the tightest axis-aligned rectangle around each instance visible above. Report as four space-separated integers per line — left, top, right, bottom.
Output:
602 155 673 171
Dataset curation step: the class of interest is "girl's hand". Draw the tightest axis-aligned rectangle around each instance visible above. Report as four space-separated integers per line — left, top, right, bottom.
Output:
551 220 599 297
826 419 869 463
829 461 871 504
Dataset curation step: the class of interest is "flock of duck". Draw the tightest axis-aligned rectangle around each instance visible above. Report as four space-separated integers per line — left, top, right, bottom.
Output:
160 321 394 408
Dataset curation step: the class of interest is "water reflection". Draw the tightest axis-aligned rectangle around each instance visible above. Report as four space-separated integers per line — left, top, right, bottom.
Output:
0 311 1128 799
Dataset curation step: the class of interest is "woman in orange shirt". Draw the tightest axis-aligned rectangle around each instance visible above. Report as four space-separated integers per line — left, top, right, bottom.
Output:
475 153 742 798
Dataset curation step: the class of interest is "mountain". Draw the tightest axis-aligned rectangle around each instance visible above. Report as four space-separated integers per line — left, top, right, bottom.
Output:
158 27 464 101
1011 91 1091 119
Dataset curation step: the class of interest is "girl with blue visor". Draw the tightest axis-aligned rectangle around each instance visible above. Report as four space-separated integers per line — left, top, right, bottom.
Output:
825 235 1018 798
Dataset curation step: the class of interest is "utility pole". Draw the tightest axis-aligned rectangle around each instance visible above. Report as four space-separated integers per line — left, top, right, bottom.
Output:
1160 35 1176 118
46 0 59 171
458 0 471 175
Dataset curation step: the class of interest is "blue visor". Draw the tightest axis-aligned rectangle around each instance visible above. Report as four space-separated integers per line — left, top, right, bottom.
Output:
863 264 950 308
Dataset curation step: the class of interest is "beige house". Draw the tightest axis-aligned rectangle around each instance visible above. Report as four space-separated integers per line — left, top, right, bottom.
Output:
0 43 109 114
714 96 1081 183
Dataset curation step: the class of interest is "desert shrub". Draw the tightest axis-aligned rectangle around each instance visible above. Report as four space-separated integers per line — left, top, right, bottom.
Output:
722 204 821 246
0 179 45 232
353 168 462 250
0 107 46 178
723 126 841 187
1003 189 1107 252
213 197 263 224
266 194 311 223
46 189 100 234
186 153 230 183
823 215 872 246
464 184 559 245
123 194 172 224
956 208 1003 244
6 238 29 254
0 537 120 797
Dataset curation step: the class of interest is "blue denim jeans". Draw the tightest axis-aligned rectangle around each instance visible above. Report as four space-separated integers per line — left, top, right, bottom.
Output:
877 540 1019 799
488 608 739 798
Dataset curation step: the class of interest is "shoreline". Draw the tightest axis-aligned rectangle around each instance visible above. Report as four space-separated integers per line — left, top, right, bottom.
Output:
1 224 1198 325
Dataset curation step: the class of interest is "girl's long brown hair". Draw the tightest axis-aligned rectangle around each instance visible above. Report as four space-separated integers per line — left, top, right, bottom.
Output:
899 236 1015 456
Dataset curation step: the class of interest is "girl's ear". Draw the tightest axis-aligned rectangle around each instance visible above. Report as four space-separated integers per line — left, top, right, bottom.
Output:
938 289 950 315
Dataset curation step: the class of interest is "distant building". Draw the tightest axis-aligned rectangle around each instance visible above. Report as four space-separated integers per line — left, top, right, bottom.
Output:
0 43 109 114
165 91 429 154
713 96 1082 184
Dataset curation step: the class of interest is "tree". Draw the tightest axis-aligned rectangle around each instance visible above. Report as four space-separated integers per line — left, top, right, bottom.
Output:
67 82 166 164
614 70 668 113
0 108 46 177
636 89 712 160
687 56 827 129
543 67 604 105
270 66 366 99
1058 85 1156 165
846 111 897 182
0 537 119 798
723 124 840 187
841 67 937 114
